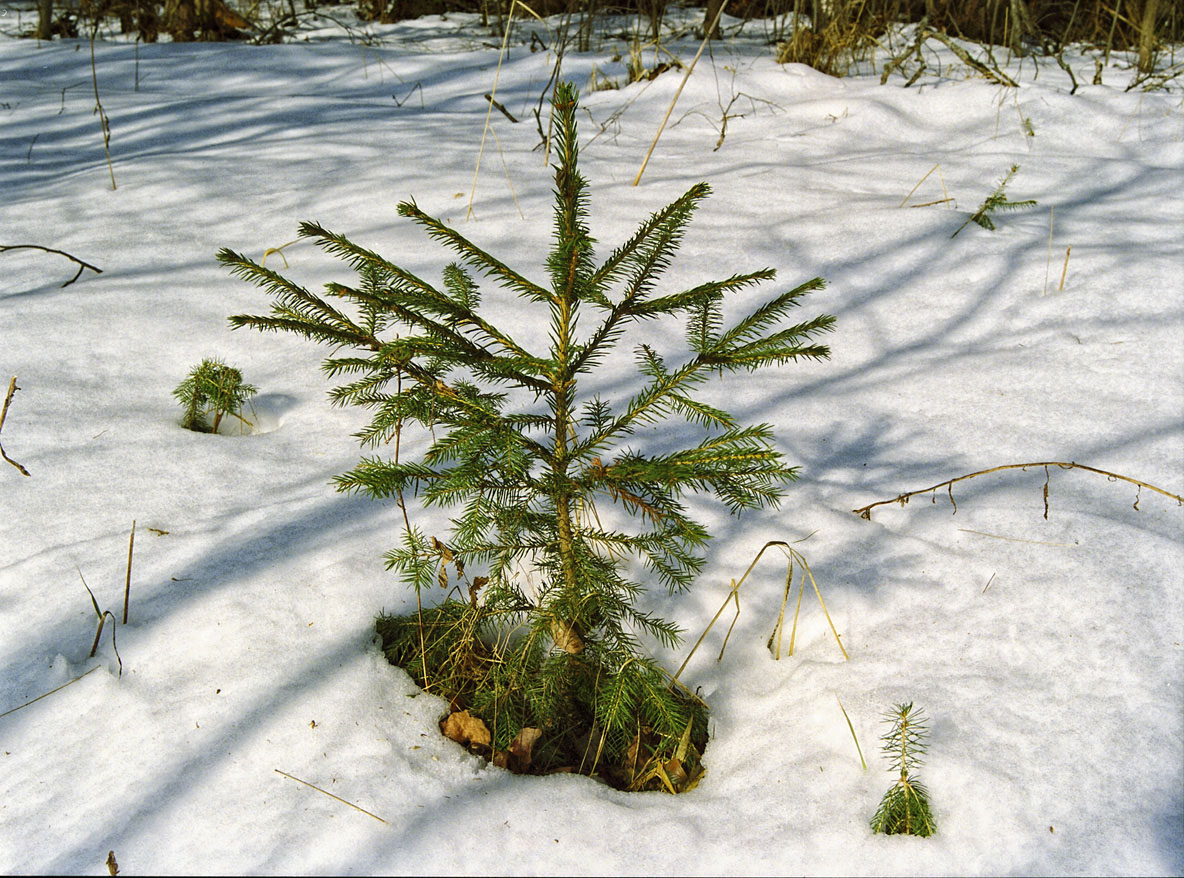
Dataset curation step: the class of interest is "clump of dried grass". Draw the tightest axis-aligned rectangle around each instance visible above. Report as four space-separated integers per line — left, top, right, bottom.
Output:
767 0 1180 80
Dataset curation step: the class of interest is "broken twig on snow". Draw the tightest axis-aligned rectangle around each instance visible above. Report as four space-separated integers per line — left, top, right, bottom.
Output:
1 376 31 476
853 461 1183 520
0 244 103 287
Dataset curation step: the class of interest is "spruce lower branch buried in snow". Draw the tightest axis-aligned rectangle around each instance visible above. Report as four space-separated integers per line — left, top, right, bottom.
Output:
951 165 1036 237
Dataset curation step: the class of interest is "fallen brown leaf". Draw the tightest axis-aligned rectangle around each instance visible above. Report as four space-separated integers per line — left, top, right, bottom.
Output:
509 727 543 771
664 757 688 787
440 710 491 749
468 576 488 608
430 536 452 562
625 734 641 784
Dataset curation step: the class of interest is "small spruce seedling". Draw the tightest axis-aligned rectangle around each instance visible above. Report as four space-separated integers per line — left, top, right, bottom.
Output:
871 702 937 837
173 358 257 434
217 82 835 788
952 164 1037 237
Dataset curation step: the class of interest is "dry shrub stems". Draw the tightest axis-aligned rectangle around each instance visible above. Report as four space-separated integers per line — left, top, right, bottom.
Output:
38 0 1180 86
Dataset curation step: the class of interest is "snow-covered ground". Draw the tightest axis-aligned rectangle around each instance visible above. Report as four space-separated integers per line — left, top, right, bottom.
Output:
1 10 1182 875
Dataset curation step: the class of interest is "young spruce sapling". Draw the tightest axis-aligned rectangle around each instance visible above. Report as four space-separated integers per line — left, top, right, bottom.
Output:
217 82 835 787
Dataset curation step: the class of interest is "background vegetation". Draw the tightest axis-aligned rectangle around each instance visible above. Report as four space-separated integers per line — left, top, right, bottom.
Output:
24 0 1182 75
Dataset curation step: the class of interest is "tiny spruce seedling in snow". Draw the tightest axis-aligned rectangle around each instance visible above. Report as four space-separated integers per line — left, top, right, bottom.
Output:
217 82 835 789
871 702 937 836
173 358 257 434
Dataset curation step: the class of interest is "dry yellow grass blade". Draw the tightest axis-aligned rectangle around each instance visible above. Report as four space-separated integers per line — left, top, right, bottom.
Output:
1043 205 1055 296
770 548 848 661
835 692 867 771
468 0 549 220
675 539 848 682
899 163 951 209
274 769 387 824
632 0 730 187
0 666 100 720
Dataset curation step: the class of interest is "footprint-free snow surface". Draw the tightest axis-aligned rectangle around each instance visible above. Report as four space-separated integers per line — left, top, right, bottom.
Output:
1 13 1181 875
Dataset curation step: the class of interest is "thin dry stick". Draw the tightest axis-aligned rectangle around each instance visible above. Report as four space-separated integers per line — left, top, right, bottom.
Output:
633 0 730 187
1043 205 1055 295
484 92 519 123
0 244 103 287
585 76 655 148
90 20 117 190
123 520 135 624
853 461 1183 520
0 666 101 720
1 376 31 476
274 769 388 823
924 26 1018 86
1059 246 1071 290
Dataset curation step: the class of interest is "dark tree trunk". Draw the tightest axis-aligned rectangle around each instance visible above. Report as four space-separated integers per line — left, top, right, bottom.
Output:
703 0 724 39
37 0 54 39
